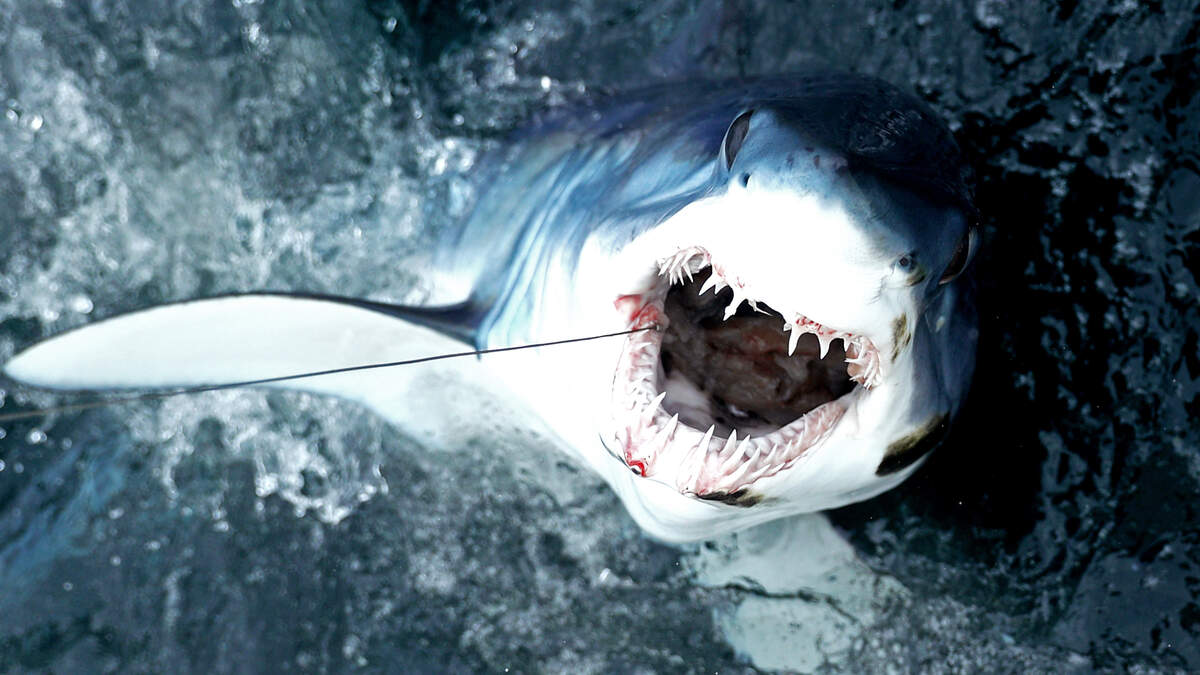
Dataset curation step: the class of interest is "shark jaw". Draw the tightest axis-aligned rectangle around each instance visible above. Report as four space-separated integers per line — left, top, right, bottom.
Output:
611 245 885 500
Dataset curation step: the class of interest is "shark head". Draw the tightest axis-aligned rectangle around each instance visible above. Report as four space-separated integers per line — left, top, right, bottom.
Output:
482 79 979 541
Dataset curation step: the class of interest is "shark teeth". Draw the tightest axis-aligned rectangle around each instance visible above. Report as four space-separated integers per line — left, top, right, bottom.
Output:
698 273 725 296
780 314 882 387
816 332 834 359
785 322 803 356
617 246 881 494
615 334 848 494
657 248 711 286
699 424 716 453
723 290 746 320
657 247 883 388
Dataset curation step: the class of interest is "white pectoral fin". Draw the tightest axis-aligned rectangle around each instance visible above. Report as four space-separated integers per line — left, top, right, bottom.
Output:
3 294 480 417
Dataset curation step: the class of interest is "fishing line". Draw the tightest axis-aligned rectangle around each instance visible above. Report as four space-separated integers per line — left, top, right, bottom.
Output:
0 325 659 423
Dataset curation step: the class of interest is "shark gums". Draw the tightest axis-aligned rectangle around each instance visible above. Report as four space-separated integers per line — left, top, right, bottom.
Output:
4 72 978 542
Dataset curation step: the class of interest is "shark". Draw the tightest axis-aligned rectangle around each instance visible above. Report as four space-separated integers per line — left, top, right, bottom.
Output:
3 72 978 543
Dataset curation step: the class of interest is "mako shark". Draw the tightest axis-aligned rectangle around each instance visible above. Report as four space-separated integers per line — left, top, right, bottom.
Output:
3 72 977 543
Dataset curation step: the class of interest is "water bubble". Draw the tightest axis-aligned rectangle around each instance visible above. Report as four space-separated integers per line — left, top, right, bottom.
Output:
540 76 552 91
110 555 122 566
383 17 397 32
255 473 278 497
244 22 268 50
342 634 362 659
62 582 73 591
974 0 1003 28
69 294 94 314
27 429 47 444
0 460 5 472
28 114 43 131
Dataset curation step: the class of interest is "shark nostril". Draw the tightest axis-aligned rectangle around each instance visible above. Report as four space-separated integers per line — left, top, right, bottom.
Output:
739 172 750 187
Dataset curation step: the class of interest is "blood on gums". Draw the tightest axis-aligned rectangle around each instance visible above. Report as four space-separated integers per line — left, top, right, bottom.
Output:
634 306 663 330
615 293 665 479
614 294 643 318
621 434 647 476
614 294 665 330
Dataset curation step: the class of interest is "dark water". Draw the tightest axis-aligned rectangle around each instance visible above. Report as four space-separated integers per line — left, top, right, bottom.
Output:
1 1 1197 672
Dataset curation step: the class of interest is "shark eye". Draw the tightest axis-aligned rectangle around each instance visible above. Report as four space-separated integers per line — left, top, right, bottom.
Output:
938 227 977 285
896 253 915 271
723 110 753 170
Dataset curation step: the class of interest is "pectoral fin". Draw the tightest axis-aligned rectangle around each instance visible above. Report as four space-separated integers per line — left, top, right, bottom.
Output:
3 293 481 419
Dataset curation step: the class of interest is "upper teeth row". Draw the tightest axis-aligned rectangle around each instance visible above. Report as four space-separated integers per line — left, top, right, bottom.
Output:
657 247 709 285
783 317 882 387
657 247 754 319
782 318 837 358
657 247 883 388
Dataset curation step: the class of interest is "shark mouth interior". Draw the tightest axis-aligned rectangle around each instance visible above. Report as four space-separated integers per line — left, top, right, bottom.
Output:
613 247 882 499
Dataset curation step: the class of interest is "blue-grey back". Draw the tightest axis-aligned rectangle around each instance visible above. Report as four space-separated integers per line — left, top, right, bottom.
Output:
436 72 973 335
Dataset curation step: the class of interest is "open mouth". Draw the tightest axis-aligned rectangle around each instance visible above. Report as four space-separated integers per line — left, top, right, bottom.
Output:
612 247 882 500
